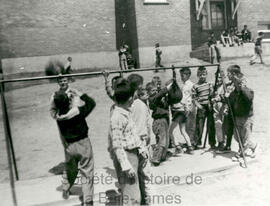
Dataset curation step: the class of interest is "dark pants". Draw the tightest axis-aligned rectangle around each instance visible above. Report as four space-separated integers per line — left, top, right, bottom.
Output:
63 138 94 203
155 57 164 68
210 45 221 64
242 33 251 42
195 105 216 147
113 149 141 206
151 118 169 163
223 114 234 148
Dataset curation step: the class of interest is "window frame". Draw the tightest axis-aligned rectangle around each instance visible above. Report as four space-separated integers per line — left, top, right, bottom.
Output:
201 0 227 31
143 0 169 5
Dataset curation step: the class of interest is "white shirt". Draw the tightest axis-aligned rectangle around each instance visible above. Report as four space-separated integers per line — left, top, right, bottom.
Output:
131 99 151 141
171 79 194 112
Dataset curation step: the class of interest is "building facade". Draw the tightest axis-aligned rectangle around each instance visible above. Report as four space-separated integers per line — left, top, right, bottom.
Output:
0 0 270 74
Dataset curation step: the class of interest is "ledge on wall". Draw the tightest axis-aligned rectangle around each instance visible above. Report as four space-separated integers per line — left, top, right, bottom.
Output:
143 0 169 5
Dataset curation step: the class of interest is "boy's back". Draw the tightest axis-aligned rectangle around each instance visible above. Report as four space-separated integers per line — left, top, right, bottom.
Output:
131 98 151 142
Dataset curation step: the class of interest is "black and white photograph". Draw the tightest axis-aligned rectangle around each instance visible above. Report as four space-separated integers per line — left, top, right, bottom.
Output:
0 0 270 205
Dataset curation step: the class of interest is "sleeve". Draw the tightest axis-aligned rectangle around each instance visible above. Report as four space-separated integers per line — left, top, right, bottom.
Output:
241 87 254 102
78 94 96 118
207 37 211 47
150 87 168 108
105 80 115 101
110 117 132 171
56 107 80 121
191 85 197 101
146 110 152 141
209 83 214 98
49 93 58 119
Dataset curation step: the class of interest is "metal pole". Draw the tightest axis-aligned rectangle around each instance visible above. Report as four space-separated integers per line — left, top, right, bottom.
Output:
0 64 220 84
0 76 19 180
0 76 18 206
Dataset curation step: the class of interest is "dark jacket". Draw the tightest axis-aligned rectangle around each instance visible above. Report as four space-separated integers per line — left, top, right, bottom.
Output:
57 94 96 143
228 86 254 117
149 87 169 120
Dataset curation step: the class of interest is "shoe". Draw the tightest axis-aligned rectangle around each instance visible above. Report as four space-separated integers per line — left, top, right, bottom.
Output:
152 161 160 166
247 143 259 158
210 145 216 150
175 145 184 154
232 153 242 162
84 201 94 206
186 146 194 155
62 190 70 200
250 61 255 65
224 146 231 152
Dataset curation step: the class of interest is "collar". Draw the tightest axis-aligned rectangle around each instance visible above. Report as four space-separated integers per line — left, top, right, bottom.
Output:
114 105 131 117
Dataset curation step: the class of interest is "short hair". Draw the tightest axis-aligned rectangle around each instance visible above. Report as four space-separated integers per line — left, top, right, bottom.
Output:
155 43 160 47
259 32 264 36
111 76 123 89
137 88 147 98
57 76 69 83
127 74 144 92
197 66 207 76
146 82 155 93
114 79 134 104
67 57 72 61
152 76 161 86
180 67 191 75
54 91 70 115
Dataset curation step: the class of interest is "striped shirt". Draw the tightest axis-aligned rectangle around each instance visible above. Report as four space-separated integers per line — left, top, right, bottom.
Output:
192 82 213 105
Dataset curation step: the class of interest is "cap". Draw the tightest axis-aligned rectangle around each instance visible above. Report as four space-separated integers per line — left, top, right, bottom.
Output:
227 65 243 76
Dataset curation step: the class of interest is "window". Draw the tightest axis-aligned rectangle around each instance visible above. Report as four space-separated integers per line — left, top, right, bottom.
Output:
144 0 169 5
210 1 225 29
201 0 226 30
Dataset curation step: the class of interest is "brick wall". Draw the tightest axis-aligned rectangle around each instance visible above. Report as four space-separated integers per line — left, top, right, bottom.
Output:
133 0 192 66
135 0 191 47
0 0 116 59
237 0 270 39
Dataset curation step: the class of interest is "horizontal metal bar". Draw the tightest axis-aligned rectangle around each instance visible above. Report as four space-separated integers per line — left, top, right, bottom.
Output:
0 64 219 84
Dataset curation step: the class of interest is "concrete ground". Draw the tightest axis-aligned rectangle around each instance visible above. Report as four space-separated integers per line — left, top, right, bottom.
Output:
1 57 270 205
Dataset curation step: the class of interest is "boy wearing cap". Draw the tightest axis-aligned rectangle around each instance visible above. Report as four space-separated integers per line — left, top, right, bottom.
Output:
226 65 258 158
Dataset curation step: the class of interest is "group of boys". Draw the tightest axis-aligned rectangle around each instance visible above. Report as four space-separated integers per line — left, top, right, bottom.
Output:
49 63 258 205
102 63 257 204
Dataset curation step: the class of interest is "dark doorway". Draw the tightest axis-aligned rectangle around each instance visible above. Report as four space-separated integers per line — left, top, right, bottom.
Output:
114 0 140 68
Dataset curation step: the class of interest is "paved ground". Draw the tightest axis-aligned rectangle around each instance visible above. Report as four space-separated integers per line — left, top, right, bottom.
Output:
1 57 270 205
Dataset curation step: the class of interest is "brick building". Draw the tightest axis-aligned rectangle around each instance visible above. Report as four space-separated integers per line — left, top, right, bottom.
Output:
0 0 270 74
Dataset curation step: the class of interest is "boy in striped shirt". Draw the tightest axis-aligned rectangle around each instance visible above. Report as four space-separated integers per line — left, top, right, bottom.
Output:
192 66 216 149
